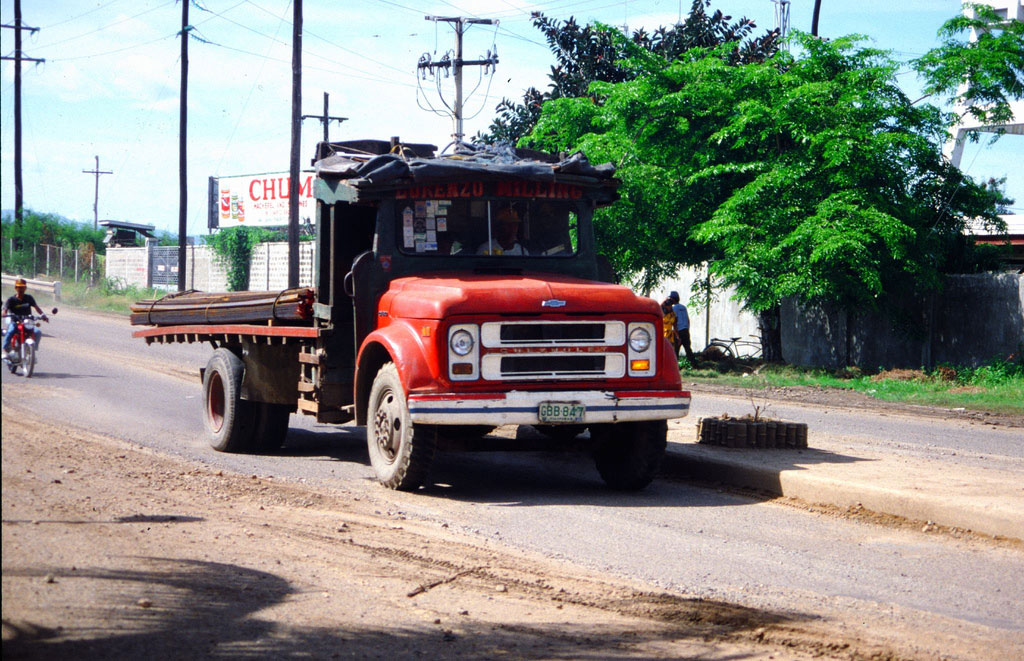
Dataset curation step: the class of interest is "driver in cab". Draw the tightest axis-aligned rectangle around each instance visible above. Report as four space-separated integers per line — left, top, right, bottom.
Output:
477 207 528 256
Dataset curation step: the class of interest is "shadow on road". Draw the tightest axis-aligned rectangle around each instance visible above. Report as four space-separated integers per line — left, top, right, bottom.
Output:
20 372 106 380
1 556 810 659
661 443 869 501
2 515 204 526
272 425 822 509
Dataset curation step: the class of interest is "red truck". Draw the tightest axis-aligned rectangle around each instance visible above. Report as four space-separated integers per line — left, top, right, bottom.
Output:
133 140 690 491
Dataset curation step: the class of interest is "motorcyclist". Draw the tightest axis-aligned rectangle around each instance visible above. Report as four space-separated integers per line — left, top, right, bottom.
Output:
2 278 48 361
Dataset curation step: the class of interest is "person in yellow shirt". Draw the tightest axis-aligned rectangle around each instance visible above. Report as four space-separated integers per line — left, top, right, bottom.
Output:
661 296 678 357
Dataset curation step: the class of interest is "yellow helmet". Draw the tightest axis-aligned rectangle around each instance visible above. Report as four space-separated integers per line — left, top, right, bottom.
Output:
14 277 27 291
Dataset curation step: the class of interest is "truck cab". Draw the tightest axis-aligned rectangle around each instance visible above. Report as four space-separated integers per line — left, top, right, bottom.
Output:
308 140 690 490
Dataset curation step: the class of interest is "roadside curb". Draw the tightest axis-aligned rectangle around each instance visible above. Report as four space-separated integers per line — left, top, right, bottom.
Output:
661 441 1024 542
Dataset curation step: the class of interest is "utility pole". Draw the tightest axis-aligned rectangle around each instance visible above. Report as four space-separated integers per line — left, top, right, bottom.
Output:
82 156 113 230
178 0 190 292
302 92 347 144
1 0 44 229
811 0 822 36
772 0 791 48
288 0 302 288
419 16 499 145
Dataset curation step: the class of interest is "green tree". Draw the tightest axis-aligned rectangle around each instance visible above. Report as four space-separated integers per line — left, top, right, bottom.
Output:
913 2 1024 129
527 32 1006 361
476 0 780 146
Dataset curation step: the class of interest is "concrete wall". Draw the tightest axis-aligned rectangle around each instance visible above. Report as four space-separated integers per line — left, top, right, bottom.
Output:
656 267 760 352
107 241 313 293
181 245 228 293
778 274 1023 368
248 242 315 291
658 267 1023 368
104 246 148 288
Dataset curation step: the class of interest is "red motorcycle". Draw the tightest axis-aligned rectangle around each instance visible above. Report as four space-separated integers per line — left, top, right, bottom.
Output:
3 308 56 378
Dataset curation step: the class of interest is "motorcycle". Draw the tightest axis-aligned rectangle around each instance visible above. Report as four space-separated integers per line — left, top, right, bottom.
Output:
3 308 57 378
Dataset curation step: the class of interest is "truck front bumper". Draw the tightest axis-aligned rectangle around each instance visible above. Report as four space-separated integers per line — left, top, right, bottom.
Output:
407 389 690 426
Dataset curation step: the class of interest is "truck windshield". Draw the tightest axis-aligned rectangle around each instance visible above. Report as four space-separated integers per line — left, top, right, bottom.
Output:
395 198 578 258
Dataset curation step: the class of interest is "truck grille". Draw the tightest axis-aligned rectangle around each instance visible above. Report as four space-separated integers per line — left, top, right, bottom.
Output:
481 320 625 348
499 323 605 344
479 320 627 380
501 355 606 376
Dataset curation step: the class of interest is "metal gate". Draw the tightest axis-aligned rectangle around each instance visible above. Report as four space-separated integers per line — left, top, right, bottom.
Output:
150 246 179 288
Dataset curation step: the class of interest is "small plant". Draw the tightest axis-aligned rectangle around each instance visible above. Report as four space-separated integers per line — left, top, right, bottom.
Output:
206 226 281 291
747 370 774 422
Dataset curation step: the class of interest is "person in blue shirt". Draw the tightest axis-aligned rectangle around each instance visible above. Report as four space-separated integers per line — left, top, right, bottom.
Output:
669 290 695 363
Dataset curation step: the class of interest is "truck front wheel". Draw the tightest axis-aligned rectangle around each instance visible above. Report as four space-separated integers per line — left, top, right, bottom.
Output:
203 348 257 452
591 421 667 491
367 362 435 490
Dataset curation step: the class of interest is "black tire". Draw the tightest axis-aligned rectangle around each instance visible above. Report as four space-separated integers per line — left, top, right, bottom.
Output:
591 420 667 491
367 362 435 491
21 342 35 378
202 348 257 453
253 402 291 452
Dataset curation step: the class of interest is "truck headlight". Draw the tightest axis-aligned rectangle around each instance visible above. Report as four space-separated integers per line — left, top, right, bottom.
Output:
629 327 651 353
448 324 480 381
450 329 475 356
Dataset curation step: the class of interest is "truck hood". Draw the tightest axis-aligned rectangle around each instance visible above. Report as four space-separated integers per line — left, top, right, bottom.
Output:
382 273 659 319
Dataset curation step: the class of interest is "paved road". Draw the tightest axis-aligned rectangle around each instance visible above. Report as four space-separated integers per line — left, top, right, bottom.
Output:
6 306 1023 642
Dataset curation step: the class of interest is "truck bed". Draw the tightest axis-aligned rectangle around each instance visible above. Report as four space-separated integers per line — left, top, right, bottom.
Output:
130 288 315 327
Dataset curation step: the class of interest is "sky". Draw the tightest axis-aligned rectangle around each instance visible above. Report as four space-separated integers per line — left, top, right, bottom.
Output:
1 0 1021 238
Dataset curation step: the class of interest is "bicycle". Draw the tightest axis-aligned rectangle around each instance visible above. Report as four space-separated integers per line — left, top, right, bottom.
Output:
701 334 762 360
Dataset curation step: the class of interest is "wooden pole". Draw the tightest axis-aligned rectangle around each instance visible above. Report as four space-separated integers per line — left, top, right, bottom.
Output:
13 0 24 227
288 0 302 288
178 0 189 291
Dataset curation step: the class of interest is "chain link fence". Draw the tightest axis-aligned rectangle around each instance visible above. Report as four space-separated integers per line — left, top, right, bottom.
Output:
2 239 106 286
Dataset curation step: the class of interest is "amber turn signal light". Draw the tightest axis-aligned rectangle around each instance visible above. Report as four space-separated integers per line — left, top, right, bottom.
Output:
451 363 474 375
630 359 650 371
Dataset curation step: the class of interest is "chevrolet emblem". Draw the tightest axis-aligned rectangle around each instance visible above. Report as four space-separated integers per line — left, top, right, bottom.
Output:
541 299 566 308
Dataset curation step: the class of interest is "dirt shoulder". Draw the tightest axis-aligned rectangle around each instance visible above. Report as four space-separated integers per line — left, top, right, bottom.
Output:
2 406 1013 660
685 380 1024 428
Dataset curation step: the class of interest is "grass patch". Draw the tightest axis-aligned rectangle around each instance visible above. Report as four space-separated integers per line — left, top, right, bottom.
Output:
682 357 1024 415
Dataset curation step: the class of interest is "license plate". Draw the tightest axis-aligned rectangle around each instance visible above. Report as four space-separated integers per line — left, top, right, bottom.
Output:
538 401 585 423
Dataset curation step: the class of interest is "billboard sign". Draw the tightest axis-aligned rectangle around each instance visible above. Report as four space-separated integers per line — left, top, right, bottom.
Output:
208 171 315 229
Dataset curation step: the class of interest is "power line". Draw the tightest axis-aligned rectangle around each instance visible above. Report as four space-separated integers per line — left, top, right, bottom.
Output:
47 33 174 62
31 0 175 52
39 0 127 30
243 0 413 77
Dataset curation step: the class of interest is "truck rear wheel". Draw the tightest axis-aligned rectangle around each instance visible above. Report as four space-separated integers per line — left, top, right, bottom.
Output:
203 349 257 453
367 362 435 490
591 420 667 490
253 402 291 452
